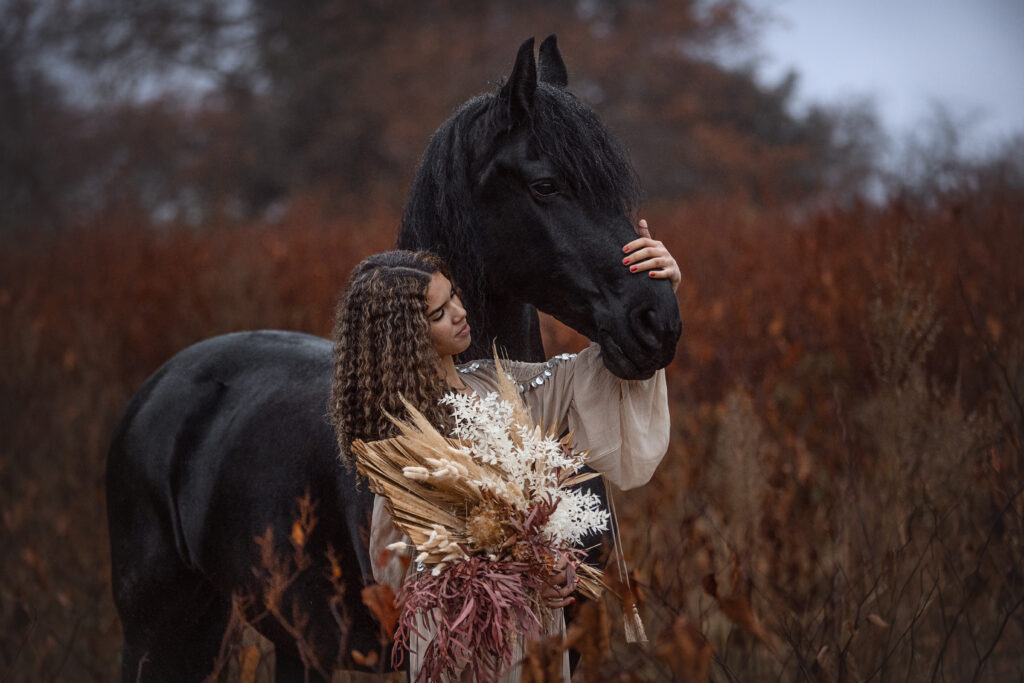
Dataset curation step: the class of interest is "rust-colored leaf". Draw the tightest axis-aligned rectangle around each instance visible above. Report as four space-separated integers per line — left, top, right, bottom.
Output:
868 613 890 628
361 583 398 636
351 649 379 667
986 314 1002 341
291 520 306 548
520 631 570 683
654 616 712 683
604 566 646 609
565 598 611 682
238 645 261 683
375 547 392 570
813 645 834 683
718 594 774 652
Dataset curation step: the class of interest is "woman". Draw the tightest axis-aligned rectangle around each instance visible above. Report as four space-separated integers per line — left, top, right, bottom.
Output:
329 221 679 681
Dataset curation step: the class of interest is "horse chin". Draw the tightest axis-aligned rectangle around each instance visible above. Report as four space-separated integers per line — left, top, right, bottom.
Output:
596 332 661 380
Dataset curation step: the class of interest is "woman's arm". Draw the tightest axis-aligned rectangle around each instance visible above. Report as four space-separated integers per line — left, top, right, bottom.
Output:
369 495 409 590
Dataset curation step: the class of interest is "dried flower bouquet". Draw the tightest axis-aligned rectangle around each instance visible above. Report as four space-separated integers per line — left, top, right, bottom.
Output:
350 357 608 682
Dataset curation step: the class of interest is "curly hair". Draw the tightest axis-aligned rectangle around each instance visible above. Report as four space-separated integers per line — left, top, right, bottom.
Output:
330 250 458 468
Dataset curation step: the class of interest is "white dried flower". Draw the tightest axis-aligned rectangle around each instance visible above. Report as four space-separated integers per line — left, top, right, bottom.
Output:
543 488 609 546
438 389 608 549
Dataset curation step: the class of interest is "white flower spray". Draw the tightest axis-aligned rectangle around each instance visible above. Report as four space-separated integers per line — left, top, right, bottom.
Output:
439 390 609 547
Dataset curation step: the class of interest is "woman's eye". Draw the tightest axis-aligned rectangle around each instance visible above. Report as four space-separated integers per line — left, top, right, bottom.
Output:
530 180 558 197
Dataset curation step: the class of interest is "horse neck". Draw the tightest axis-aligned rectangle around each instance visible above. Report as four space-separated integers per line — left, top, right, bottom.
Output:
463 296 545 363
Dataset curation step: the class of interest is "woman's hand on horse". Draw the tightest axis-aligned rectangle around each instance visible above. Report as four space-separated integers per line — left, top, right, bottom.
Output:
622 219 681 293
540 553 578 609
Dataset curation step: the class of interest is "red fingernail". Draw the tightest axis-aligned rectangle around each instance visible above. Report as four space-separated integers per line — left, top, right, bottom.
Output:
630 266 637 272
570 597 576 603
623 246 629 253
622 258 629 265
649 272 656 277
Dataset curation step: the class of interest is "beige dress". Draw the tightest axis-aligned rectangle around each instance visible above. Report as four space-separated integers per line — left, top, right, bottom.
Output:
369 342 670 682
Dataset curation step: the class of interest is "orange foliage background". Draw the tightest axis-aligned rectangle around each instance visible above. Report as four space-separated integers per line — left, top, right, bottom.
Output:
2 177 1022 679
4 1 1023 678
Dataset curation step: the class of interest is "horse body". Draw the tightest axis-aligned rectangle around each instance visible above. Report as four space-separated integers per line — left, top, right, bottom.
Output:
107 332 377 680
108 36 681 682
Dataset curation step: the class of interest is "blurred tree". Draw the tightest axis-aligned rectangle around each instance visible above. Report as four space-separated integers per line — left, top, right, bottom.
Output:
0 0 259 232
802 96 887 203
1 0 909 232
0 0 72 234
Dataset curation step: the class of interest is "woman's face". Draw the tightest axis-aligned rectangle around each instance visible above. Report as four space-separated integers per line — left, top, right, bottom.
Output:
425 272 471 358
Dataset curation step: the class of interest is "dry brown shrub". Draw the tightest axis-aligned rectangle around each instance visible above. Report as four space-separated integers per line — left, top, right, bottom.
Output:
3 183 1023 681
653 615 712 682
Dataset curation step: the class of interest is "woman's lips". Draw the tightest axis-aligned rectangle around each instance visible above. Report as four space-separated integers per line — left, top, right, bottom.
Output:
457 323 471 337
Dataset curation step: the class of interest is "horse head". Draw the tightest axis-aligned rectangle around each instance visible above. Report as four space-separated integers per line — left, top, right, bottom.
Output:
400 35 681 380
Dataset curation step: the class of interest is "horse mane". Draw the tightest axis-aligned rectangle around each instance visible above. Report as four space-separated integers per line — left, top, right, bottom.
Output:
398 81 642 338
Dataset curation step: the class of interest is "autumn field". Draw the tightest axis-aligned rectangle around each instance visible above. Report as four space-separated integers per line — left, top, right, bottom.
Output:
4 0 1023 679
2 178 1022 681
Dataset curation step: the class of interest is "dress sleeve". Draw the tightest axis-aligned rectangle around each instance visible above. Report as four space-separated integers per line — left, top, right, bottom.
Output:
510 343 670 490
369 494 408 591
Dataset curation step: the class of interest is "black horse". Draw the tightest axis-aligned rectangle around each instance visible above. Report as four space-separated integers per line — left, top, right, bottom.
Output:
107 36 681 682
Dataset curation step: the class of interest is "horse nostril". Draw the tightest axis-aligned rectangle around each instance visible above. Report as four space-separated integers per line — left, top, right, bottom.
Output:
643 309 657 329
633 307 660 350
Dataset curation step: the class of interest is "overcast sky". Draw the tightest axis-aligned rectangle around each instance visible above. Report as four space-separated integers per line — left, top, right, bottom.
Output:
748 0 1024 152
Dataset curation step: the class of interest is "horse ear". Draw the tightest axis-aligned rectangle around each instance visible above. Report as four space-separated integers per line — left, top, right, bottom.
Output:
499 37 537 125
538 34 568 88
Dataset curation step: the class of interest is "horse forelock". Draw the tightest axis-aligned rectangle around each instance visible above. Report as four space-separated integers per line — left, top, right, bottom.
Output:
471 83 640 217
527 84 641 218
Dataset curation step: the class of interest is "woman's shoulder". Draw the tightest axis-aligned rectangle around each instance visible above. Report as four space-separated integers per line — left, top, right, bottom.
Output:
456 351 579 393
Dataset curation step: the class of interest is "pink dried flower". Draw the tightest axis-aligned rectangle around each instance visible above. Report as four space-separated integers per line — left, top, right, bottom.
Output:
393 496 588 683
394 556 545 682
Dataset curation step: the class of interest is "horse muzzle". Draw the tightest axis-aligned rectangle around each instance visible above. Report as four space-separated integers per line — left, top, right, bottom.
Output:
594 291 681 379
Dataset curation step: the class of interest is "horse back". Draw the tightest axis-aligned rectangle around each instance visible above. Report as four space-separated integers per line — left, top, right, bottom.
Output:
107 331 374 652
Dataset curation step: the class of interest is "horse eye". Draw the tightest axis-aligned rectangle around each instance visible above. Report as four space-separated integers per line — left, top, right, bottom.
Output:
530 180 559 198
